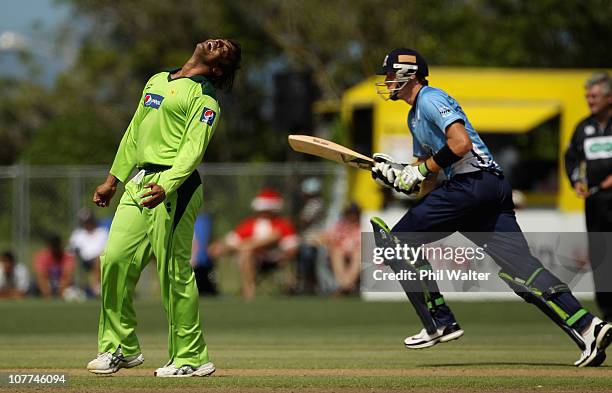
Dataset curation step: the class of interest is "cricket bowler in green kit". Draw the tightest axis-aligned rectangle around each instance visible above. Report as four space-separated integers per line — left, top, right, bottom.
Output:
86 38 241 377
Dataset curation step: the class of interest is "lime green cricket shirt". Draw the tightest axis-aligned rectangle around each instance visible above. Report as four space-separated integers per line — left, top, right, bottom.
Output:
110 69 220 194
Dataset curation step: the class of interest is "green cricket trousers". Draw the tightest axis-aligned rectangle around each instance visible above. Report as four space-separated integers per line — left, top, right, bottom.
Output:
97 169 208 367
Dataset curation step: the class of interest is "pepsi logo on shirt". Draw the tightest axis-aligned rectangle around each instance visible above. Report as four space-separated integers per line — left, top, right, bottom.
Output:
143 93 164 109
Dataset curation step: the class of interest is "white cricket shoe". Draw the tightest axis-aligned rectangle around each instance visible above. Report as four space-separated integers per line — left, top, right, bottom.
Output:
154 362 216 377
404 322 464 349
87 347 144 374
575 317 612 367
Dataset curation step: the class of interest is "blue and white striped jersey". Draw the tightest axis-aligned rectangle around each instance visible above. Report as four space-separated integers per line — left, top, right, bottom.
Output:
408 86 502 178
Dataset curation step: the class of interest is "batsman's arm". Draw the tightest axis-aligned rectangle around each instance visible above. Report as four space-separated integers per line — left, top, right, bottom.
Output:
421 121 472 174
413 156 427 165
417 92 471 175
157 93 220 195
391 121 470 195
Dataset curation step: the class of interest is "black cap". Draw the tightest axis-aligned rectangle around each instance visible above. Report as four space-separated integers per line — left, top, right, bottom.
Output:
378 48 429 77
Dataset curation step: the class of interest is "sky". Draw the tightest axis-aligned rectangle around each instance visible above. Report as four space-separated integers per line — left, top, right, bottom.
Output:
0 0 69 32
0 0 73 84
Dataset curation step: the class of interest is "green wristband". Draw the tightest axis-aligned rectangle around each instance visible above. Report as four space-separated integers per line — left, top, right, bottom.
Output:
418 162 430 177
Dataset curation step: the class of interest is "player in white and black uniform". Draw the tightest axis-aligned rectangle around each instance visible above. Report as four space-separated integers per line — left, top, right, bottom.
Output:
565 71 612 322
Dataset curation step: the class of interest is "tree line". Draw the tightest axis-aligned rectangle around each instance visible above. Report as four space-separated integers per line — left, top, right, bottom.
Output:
1 0 610 165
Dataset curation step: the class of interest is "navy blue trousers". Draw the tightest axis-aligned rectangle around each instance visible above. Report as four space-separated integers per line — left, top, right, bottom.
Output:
393 170 538 277
392 170 591 332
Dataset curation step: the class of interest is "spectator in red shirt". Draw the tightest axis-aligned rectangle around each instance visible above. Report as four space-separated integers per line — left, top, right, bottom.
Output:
209 189 297 299
33 234 75 298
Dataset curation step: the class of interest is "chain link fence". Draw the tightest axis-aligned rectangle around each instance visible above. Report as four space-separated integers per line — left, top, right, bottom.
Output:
0 163 346 293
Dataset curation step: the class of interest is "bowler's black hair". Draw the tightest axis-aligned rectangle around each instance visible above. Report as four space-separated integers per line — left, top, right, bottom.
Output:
210 39 242 92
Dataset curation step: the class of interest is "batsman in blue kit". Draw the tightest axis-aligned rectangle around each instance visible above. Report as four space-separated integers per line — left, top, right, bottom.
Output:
370 48 612 367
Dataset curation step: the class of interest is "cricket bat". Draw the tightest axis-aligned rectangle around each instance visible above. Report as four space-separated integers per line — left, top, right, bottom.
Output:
287 134 438 200
288 135 374 170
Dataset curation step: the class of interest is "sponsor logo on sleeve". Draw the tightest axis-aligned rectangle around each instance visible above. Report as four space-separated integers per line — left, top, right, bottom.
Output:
437 105 452 117
200 107 217 125
143 93 164 109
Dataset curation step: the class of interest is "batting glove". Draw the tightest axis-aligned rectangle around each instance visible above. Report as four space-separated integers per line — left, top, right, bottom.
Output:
395 163 430 194
371 153 406 189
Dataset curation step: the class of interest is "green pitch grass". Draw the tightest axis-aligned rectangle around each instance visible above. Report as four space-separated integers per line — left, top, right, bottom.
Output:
0 297 611 392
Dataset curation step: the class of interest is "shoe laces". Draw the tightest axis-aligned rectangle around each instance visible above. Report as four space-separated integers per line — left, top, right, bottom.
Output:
97 352 113 362
107 348 125 367
176 365 194 375
96 352 113 364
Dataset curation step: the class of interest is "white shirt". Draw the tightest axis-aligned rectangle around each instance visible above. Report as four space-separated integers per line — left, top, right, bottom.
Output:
68 227 109 261
0 263 29 293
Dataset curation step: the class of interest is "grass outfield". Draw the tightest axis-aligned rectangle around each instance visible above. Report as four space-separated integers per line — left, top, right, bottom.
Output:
0 297 611 392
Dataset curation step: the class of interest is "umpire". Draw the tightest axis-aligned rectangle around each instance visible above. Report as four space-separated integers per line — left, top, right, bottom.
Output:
565 71 612 322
